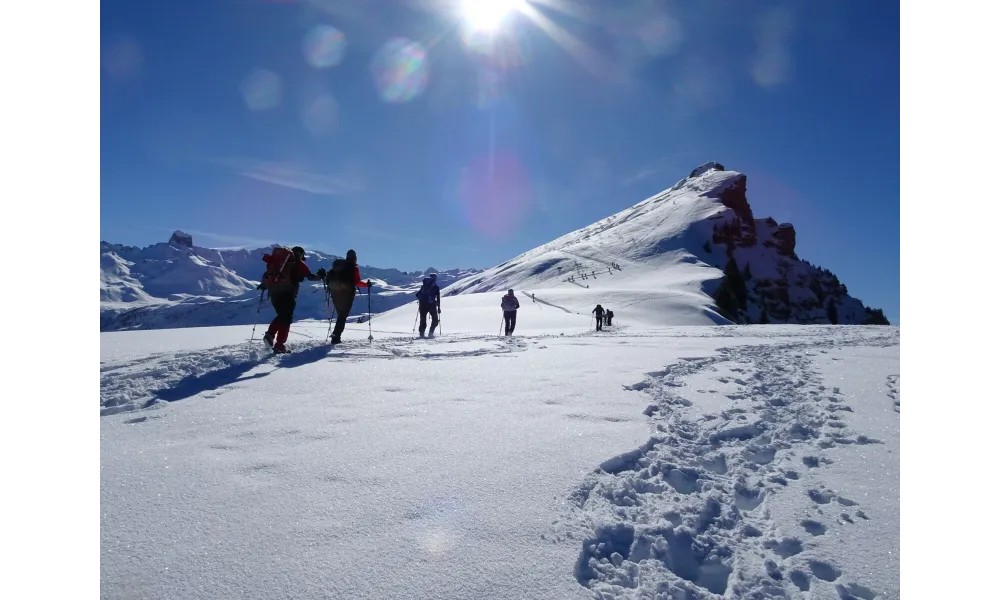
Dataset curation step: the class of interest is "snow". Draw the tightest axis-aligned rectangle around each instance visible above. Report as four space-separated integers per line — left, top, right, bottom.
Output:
101 284 900 599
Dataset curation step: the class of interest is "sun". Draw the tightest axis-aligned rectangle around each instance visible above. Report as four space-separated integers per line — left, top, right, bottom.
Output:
460 0 525 33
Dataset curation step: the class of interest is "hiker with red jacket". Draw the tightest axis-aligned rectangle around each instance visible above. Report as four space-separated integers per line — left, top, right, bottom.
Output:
324 248 372 345
260 245 326 353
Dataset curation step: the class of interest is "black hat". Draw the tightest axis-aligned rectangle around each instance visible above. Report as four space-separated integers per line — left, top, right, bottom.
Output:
292 246 305 258
346 249 357 262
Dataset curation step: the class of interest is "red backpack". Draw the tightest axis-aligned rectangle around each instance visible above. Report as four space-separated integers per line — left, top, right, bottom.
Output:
261 246 299 293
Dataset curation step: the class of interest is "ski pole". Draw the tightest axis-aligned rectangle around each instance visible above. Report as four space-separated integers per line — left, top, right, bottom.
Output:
249 288 265 344
367 282 373 343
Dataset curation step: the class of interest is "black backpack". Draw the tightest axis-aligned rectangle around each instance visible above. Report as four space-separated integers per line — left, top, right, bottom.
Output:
326 258 355 286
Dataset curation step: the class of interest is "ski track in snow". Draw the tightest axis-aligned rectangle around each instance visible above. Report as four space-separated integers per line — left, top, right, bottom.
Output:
554 328 898 600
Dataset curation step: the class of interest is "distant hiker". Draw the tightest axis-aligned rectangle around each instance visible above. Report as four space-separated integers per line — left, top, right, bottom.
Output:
260 245 326 353
324 248 372 345
501 289 520 336
606 309 614 327
531 293 535 303
592 304 605 331
415 273 441 338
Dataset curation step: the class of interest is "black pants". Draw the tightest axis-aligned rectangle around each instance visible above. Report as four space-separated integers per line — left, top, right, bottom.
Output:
270 291 296 326
504 310 517 335
595 315 603 331
329 284 355 341
419 304 439 335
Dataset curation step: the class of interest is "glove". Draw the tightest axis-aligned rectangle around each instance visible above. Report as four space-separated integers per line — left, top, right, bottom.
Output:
316 268 326 279
438 306 442 314
367 279 372 287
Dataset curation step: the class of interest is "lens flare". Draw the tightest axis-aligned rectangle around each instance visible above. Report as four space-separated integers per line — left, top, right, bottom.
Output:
302 24 347 69
370 38 429 103
240 68 283 111
457 152 532 238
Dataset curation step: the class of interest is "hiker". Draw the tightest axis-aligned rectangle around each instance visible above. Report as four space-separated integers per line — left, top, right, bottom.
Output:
592 304 605 331
606 309 614 327
501 289 520 335
324 249 372 345
415 273 441 338
260 245 326 353
531 293 535 303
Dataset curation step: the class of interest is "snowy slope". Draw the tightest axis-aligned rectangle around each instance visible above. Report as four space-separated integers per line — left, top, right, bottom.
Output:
100 291 900 599
100 235 480 331
444 162 891 326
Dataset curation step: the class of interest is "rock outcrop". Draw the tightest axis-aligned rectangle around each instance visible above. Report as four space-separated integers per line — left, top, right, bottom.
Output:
169 230 193 248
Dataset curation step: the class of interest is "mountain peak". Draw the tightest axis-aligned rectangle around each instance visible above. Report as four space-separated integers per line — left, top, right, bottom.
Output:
688 161 727 178
443 161 888 325
169 230 193 248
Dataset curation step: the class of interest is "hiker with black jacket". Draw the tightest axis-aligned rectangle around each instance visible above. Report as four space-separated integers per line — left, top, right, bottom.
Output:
324 249 371 345
415 273 441 338
592 304 605 331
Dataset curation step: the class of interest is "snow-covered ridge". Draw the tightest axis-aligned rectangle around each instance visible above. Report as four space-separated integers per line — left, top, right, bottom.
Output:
100 234 481 331
444 162 890 325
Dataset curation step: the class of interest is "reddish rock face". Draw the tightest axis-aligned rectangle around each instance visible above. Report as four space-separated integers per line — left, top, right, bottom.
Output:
720 175 754 225
774 224 796 257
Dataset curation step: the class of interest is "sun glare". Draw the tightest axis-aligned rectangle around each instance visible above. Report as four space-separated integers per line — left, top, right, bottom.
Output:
460 0 525 32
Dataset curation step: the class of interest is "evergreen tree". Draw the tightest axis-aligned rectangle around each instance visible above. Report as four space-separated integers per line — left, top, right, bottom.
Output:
826 299 839 325
724 258 748 310
862 307 891 325
714 282 739 322
759 308 770 324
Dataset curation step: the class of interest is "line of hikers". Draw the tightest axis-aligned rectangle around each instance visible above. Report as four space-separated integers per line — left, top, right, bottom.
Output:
258 245 372 353
592 304 614 331
255 245 615 351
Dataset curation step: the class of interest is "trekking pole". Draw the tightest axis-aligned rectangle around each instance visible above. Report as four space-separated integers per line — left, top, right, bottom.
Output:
499 315 503 336
249 288 265 344
323 280 335 341
367 284 373 343
412 310 418 334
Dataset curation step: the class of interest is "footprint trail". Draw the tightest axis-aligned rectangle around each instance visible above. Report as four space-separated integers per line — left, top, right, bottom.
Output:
557 333 896 599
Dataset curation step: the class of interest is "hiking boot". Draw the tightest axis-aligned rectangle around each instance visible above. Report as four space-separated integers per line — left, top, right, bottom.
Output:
330 336 342 345
273 342 289 354
263 331 275 348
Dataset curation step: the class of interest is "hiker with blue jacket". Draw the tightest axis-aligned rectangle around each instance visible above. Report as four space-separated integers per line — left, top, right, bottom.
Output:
415 273 441 338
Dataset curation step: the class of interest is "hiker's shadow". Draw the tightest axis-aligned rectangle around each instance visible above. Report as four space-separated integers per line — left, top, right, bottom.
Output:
272 344 334 369
150 344 332 405
150 363 268 404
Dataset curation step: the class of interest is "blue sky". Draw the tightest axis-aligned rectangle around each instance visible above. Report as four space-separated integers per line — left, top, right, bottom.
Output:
101 0 899 322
